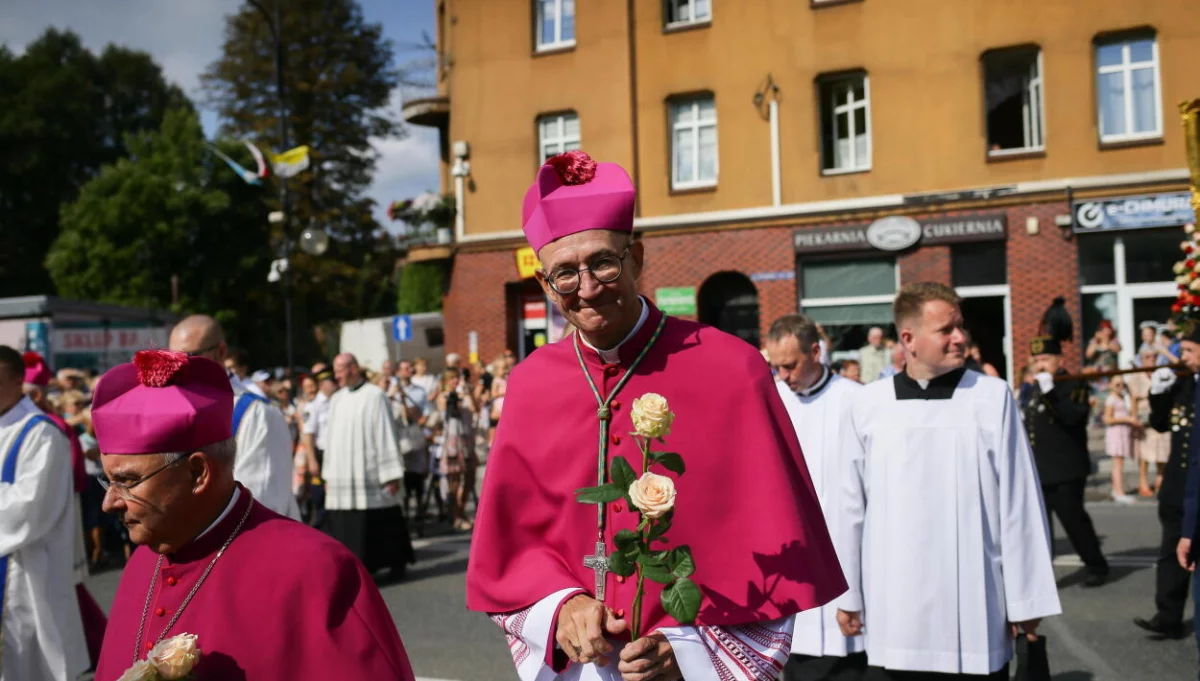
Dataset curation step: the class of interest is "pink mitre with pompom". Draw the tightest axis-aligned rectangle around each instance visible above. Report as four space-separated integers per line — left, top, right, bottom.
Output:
521 150 635 254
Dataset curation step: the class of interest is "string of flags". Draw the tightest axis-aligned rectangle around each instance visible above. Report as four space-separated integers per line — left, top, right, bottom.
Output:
206 140 311 184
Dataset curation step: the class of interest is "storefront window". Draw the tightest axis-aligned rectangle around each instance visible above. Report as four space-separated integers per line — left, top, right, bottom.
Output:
800 258 897 357
1081 292 1117 342
801 259 896 298
1078 233 1117 286
951 242 1007 287
1125 228 1184 283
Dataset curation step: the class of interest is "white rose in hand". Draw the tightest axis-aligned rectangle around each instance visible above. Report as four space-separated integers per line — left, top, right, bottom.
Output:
1035 372 1055 394
116 661 159 681
150 633 203 680
1151 367 1178 395
631 393 674 439
629 472 676 519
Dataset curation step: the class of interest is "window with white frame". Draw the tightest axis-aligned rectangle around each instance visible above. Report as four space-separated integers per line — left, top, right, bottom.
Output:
983 48 1044 155
819 74 871 174
1095 35 1162 143
537 112 581 162
799 258 898 359
670 96 718 189
665 0 711 28
536 0 575 51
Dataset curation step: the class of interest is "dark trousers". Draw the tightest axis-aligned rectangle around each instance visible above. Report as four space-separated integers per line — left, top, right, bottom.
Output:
1156 504 1191 626
864 663 1008 680
784 653 867 681
1042 480 1108 572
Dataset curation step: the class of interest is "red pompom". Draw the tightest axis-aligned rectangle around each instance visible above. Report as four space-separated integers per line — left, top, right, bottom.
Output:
22 352 44 368
133 350 189 387
545 150 597 186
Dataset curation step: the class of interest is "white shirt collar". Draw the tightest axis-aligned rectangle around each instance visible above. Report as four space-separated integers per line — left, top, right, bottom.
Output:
195 487 241 541
579 297 650 364
796 367 833 398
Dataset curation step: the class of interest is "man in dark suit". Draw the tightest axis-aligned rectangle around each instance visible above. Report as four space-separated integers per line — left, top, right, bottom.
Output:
1134 356 1194 640
1165 325 1200 660
1025 335 1110 587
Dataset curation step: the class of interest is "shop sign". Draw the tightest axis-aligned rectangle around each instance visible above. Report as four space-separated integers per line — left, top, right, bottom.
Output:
656 287 697 316
750 270 796 283
515 246 540 279
793 214 1007 253
866 216 922 251
1072 191 1195 233
54 327 168 355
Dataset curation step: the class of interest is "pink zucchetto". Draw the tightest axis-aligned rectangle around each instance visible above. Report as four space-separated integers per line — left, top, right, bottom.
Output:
521 150 636 254
92 350 233 455
22 352 53 386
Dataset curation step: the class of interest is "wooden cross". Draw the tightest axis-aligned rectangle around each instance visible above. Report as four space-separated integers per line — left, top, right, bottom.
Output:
583 541 610 600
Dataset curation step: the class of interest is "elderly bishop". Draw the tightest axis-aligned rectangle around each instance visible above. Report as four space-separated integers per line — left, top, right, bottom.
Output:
92 351 415 681
466 152 847 681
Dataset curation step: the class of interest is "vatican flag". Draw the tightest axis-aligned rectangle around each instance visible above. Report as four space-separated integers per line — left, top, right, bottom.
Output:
271 145 311 179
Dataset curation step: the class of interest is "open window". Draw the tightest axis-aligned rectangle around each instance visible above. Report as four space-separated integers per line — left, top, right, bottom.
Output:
983 47 1044 156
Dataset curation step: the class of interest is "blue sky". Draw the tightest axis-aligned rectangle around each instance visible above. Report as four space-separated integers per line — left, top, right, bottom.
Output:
0 0 441 228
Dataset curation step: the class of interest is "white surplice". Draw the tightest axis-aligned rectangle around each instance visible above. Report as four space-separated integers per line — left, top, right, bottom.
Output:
231 379 301 520
491 589 792 681
776 373 865 659
323 381 405 511
0 397 88 681
841 369 1061 675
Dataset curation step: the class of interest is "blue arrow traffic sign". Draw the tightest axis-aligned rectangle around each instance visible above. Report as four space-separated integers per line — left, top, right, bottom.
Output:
392 315 412 343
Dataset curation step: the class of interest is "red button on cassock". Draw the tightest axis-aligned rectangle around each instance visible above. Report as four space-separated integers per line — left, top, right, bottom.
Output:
611 435 621 445
166 577 178 587
604 366 619 377
146 642 154 651
155 608 166 617
611 400 621 411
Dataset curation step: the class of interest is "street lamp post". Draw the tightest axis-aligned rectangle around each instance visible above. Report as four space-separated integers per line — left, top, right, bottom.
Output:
248 0 295 371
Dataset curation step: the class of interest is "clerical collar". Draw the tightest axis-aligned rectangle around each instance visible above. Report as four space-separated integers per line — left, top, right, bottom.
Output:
796 367 832 398
894 367 966 400
195 487 241 541
349 379 367 392
579 297 650 365
0 395 33 427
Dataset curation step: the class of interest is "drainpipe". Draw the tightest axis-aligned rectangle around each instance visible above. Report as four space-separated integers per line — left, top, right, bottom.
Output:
770 98 782 207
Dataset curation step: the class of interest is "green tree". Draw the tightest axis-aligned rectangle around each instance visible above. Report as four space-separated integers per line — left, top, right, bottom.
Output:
396 262 444 314
0 29 189 296
200 0 403 330
46 109 286 364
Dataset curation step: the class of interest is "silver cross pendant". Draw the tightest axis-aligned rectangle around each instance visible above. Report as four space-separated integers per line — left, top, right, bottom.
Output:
582 541 610 601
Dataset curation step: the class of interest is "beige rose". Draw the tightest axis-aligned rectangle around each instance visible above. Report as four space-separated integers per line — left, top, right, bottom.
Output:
1177 262 1189 275
628 472 676 519
116 661 159 681
149 633 202 680
1186 223 1196 235
631 393 674 439
1189 278 1200 292
1179 275 1192 286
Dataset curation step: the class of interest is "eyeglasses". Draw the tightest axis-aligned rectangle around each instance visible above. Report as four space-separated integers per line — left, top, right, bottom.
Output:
98 455 186 502
543 246 630 295
185 342 222 358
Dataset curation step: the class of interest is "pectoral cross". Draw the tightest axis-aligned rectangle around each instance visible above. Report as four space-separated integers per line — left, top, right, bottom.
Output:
583 541 610 600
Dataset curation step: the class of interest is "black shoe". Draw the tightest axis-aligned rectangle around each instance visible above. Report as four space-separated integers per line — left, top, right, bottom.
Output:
1082 570 1108 588
1134 616 1186 639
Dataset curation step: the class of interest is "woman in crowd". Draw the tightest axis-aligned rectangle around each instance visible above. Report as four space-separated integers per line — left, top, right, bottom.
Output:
436 368 477 532
1128 347 1171 497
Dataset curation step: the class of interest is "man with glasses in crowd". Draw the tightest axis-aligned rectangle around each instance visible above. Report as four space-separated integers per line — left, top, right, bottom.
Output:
90 349 416 680
168 315 300 519
467 151 845 681
0 345 88 681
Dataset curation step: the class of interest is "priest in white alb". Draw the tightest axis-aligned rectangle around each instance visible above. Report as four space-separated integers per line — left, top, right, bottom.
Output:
764 316 867 681
324 353 414 580
169 315 300 520
0 345 88 681
838 282 1061 679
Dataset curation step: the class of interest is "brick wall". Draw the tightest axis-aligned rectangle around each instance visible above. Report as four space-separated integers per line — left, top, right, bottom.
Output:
1006 200 1081 373
638 226 797 342
441 199 1084 374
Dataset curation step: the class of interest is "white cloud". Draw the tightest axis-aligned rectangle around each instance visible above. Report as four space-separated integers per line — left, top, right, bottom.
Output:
369 127 442 232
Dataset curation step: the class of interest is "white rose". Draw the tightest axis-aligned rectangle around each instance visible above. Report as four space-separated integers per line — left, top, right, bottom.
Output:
1179 275 1191 286
628 472 677 519
631 393 674 439
149 633 202 680
1177 262 1189 275
116 661 159 681
1190 278 1200 292
1187 223 1196 234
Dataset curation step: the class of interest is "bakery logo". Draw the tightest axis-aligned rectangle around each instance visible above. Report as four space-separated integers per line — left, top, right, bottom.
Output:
866 216 922 251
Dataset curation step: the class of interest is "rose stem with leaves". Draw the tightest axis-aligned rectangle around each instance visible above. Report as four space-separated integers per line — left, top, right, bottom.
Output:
630 434 651 642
